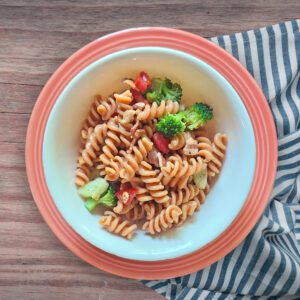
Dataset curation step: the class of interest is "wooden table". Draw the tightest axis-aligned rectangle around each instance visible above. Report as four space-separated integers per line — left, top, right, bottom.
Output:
1 1 299 299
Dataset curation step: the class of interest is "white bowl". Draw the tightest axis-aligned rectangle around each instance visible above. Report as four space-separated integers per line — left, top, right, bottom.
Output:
43 47 256 261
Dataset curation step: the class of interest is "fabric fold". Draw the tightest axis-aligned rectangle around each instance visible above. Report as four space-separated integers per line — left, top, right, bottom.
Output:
142 19 300 299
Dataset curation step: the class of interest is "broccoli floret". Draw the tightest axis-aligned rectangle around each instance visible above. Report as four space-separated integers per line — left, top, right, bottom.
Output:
184 102 213 130
146 78 182 104
98 187 117 207
84 187 117 212
156 112 186 138
155 102 213 138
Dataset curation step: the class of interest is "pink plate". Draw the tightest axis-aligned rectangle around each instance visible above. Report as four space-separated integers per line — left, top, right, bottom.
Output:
26 27 277 279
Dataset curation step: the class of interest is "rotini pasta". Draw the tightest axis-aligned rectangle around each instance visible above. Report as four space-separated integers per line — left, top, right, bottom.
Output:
97 96 117 120
75 164 91 187
197 136 214 162
95 158 106 178
137 100 180 121
166 184 200 206
113 200 135 214
123 78 137 90
117 103 133 116
104 156 122 181
169 132 186 150
76 71 228 239
139 161 169 203
125 204 145 221
135 186 153 203
177 200 198 226
143 201 164 220
99 211 137 239
99 119 121 165
114 89 133 104
78 123 108 167
119 137 153 181
142 205 182 235
82 95 102 131
207 133 228 177
162 155 204 189
80 127 94 148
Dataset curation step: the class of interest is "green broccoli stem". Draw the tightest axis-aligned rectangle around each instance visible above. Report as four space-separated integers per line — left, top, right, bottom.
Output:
85 198 98 212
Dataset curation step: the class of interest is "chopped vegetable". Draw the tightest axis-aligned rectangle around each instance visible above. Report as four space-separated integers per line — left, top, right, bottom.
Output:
98 187 118 207
156 112 186 138
84 187 117 212
182 132 198 156
155 102 213 137
130 88 149 104
115 188 138 205
134 71 151 93
152 132 170 154
146 78 182 104
78 177 109 200
183 102 213 130
193 167 208 189
84 197 98 212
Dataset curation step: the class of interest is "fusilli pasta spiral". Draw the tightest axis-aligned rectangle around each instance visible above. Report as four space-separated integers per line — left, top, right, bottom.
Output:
82 95 102 131
80 127 94 148
95 159 106 177
162 155 204 189
143 201 164 220
142 205 182 235
135 187 153 203
104 156 122 181
78 123 108 167
99 211 137 239
97 97 117 120
75 164 91 187
207 133 228 177
99 119 121 165
169 132 186 150
114 89 133 104
119 136 153 181
166 184 200 206
139 161 169 203
113 200 135 214
123 79 137 90
125 204 145 221
137 100 180 121
197 136 214 162
177 200 198 226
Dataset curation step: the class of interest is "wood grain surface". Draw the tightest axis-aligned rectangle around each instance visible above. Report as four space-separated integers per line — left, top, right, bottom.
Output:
0 1 299 299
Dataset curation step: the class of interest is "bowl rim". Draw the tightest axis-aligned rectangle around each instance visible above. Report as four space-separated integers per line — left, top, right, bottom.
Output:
42 45 257 261
25 27 277 279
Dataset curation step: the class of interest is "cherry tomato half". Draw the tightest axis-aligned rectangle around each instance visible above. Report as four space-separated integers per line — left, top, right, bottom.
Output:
134 71 151 93
152 132 170 154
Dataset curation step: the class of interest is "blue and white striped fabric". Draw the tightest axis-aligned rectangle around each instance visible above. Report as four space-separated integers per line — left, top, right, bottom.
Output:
142 19 300 299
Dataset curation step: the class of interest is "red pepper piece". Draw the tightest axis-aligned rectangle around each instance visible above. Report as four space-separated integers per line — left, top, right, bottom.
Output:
152 132 170 154
134 71 151 93
115 188 138 205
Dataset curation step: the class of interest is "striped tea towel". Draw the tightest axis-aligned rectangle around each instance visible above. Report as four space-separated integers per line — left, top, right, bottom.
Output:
142 19 300 300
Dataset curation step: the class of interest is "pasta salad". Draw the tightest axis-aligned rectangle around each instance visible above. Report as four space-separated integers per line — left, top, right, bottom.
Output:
75 72 228 239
